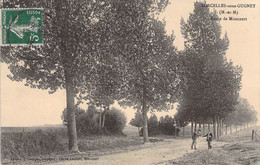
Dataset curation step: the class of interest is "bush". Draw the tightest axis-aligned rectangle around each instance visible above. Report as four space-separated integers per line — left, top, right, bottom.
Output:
61 107 85 126
76 113 99 135
61 106 100 135
61 106 127 135
104 108 127 134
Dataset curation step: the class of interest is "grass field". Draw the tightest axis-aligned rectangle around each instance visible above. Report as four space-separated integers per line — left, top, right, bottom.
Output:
1 125 143 164
1 126 65 133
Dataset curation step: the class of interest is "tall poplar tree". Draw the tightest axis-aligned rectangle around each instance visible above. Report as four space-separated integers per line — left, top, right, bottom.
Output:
1 0 114 152
110 0 179 143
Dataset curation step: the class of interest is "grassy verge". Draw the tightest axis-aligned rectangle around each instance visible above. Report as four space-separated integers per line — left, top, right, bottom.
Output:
1 126 146 164
171 126 260 165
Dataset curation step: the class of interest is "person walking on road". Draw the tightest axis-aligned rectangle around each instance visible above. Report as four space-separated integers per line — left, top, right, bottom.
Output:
191 130 201 149
204 129 213 149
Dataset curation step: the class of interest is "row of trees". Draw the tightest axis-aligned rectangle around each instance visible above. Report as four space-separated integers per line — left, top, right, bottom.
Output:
174 2 258 139
224 98 258 132
130 113 178 136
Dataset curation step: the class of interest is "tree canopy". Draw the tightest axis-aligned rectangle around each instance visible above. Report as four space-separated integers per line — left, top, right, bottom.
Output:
177 2 242 126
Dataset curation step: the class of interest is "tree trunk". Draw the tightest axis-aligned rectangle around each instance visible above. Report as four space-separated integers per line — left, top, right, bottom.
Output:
230 125 232 134
194 122 197 132
65 70 79 152
213 116 216 139
183 126 185 137
202 123 205 135
219 119 221 137
252 130 255 141
225 125 228 135
57 0 78 152
102 105 109 128
220 119 223 137
217 116 220 140
191 122 194 137
102 112 106 128
208 123 210 131
99 111 102 130
142 88 149 143
142 109 149 143
174 125 176 137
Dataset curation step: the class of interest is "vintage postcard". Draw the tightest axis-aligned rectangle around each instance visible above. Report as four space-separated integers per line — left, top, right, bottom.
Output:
1 0 260 164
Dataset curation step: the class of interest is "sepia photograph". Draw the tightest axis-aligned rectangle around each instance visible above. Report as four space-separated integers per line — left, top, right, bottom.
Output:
0 0 260 164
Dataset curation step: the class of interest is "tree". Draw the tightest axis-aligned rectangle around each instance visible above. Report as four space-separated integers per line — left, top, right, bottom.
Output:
224 97 258 129
148 114 160 136
112 0 179 143
159 115 175 135
77 12 126 129
1 0 114 152
130 111 143 133
174 104 189 128
203 60 242 138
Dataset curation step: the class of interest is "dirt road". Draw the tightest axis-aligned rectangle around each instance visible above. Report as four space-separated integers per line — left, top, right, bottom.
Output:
48 137 226 165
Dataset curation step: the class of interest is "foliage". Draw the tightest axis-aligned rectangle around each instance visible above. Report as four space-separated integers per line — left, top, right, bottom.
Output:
61 107 85 126
130 111 143 128
76 113 99 135
159 115 175 135
113 0 179 142
1 0 110 94
177 1 242 125
148 114 161 136
62 106 127 135
61 106 100 135
174 104 190 127
224 98 258 126
104 108 127 134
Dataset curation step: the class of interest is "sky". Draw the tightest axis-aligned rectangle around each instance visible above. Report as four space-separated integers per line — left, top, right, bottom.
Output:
1 0 260 126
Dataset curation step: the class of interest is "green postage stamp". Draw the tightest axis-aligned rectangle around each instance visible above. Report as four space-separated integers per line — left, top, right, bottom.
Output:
0 8 43 46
